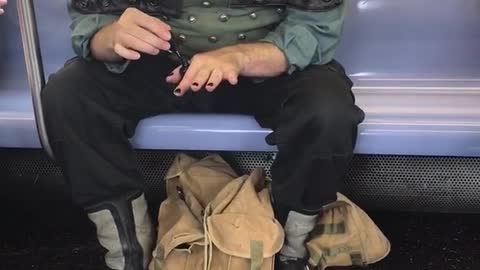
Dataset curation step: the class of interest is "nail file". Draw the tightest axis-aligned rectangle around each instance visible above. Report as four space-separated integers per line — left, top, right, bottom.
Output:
169 38 189 76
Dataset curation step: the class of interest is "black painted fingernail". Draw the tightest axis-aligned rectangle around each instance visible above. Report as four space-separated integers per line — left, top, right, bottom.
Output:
174 88 181 95
192 82 199 87
207 83 214 87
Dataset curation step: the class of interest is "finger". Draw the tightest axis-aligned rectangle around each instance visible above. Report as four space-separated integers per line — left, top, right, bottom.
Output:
166 66 182 85
205 69 223 92
133 11 172 41
119 33 159 55
114 44 141 60
0 9 4 15
175 63 202 96
224 70 239 85
127 25 170 51
190 69 212 92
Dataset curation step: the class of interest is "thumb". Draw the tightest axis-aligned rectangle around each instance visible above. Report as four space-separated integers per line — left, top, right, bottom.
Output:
166 66 182 85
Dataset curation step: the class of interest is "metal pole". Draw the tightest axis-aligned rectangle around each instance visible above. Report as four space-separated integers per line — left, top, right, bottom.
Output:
17 0 54 159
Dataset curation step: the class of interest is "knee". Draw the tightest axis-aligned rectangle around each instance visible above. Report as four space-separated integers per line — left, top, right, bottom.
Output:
309 98 364 135
292 88 365 145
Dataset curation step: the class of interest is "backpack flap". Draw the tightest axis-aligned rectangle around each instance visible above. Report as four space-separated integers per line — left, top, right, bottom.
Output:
207 213 284 269
307 193 390 269
165 154 238 208
154 198 205 260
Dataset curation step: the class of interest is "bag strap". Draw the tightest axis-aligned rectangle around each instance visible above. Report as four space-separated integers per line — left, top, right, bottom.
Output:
312 222 346 235
250 240 264 270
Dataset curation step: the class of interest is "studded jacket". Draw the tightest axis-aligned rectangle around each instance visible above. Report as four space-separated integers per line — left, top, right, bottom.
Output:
67 0 346 73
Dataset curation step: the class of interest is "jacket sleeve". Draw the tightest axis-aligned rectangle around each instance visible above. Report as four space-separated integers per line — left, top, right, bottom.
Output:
260 3 346 74
67 0 129 73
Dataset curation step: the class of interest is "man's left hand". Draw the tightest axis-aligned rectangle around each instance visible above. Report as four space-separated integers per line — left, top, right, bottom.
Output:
166 47 246 96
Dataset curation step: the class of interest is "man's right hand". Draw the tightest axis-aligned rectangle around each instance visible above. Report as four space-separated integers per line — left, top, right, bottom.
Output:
90 8 172 62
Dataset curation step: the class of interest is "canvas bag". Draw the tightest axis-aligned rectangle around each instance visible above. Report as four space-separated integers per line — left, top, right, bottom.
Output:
306 193 391 269
149 154 284 270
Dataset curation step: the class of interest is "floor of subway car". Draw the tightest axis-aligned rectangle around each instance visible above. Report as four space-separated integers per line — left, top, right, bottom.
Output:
1 176 480 270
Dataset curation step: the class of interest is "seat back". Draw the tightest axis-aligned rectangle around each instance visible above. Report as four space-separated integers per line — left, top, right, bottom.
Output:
34 0 74 78
34 0 480 81
337 0 480 80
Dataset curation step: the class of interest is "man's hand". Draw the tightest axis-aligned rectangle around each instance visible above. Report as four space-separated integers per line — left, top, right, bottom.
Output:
166 47 245 96
90 8 171 62
166 43 288 96
0 0 7 15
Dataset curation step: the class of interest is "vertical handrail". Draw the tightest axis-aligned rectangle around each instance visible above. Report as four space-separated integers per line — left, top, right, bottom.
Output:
17 0 54 159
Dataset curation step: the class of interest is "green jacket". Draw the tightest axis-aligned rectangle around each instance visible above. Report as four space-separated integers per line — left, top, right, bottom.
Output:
67 0 346 74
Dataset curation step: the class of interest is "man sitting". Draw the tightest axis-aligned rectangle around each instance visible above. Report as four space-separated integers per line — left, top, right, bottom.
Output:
41 0 365 269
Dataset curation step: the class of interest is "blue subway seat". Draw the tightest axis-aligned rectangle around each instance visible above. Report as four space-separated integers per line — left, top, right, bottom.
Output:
133 114 274 151
0 89 40 149
3 0 480 157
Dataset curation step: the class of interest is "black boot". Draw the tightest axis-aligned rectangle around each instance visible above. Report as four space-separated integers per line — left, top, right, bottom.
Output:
275 211 318 270
276 255 310 270
85 192 154 270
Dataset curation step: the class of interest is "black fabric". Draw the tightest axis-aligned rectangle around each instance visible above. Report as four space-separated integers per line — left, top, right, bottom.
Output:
71 0 184 17
275 256 308 270
228 0 287 8
71 0 342 15
41 53 364 213
287 0 343 11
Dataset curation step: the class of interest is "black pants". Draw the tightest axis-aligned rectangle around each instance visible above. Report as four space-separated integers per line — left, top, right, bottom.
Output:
41 54 364 213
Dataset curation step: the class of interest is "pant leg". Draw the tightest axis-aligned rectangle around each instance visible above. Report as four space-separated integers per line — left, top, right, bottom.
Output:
42 55 179 206
210 62 365 215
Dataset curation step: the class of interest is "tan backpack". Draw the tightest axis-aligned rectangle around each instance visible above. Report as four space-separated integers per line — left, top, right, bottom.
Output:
149 154 284 270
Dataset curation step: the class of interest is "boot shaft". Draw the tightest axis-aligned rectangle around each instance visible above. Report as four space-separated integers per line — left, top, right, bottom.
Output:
86 192 154 270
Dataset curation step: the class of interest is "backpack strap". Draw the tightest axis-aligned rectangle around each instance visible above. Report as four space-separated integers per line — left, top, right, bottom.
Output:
250 240 264 270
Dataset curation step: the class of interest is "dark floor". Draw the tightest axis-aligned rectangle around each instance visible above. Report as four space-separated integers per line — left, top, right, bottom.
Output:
1 175 480 270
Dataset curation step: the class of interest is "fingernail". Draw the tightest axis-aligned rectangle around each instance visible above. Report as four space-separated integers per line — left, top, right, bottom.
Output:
192 82 199 87
207 83 214 87
174 88 181 95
